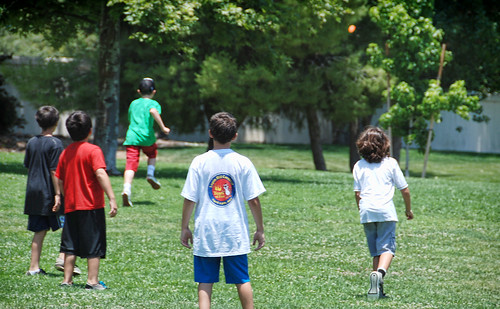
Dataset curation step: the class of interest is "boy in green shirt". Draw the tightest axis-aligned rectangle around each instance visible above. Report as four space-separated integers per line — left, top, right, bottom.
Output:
122 78 170 207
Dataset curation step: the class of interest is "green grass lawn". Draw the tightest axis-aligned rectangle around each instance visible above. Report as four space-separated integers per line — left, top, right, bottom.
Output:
0 144 498 308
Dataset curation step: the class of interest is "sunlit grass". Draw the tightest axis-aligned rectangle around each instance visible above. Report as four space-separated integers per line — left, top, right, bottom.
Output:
0 146 498 308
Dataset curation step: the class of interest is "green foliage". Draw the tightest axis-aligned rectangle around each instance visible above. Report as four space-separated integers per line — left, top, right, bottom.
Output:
368 0 482 154
1 57 98 112
434 0 500 94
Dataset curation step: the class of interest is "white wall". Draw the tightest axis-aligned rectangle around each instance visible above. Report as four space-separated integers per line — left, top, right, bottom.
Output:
431 95 500 154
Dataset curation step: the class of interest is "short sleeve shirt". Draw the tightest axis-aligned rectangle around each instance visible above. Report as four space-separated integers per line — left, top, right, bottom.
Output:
123 97 162 146
55 142 107 213
24 135 64 215
353 157 408 223
181 149 266 257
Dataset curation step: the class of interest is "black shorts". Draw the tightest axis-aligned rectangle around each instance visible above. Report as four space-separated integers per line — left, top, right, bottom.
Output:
27 214 62 232
60 208 106 259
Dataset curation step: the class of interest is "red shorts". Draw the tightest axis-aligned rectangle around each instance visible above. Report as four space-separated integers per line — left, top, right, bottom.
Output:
125 144 158 172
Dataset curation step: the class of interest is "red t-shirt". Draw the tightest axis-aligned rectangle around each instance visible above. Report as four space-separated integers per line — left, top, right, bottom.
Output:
55 141 107 213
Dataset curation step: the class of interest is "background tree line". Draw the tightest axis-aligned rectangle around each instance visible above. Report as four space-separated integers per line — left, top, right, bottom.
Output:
1 0 498 174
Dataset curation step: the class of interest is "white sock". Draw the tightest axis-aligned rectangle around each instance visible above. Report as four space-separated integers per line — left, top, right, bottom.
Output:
377 268 387 278
147 165 155 178
123 183 131 195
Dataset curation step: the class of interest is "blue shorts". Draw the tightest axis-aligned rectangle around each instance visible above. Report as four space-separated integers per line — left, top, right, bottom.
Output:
194 255 250 284
27 215 63 232
363 221 396 257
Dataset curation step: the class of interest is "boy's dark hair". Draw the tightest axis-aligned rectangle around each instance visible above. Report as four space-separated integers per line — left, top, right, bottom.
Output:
66 111 92 141
138 78 155 95
209 112 237 144
35 106 59 130
356 126 390 163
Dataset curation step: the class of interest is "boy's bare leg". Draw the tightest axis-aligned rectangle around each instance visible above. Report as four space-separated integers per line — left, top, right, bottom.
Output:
236 282 254 309
87 257 100 285
375 252 393 271
147 158 156 168
123 170 135 185
198 283 213 309
63 254 76 284
29 230 47 271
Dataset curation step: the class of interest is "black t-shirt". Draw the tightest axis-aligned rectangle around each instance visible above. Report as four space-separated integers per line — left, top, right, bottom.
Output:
24 135 64 216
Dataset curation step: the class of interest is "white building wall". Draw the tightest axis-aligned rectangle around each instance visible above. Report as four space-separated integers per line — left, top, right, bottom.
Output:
431 95 500 154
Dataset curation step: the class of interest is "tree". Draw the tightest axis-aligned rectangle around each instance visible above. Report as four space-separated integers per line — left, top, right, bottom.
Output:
368 0 482 177
434 0 500 95
1 0 122 174
0 56 24 133
118 0 373 171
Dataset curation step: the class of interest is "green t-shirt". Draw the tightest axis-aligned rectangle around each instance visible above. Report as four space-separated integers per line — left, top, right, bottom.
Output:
123 97 162 146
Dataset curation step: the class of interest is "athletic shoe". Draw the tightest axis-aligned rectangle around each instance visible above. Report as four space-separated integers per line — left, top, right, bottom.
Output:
367 271 382 300
55 258 82 275
122 192 133 207
85 281 108 290
146 176 161 190
26 268 47 276
60 282 73 287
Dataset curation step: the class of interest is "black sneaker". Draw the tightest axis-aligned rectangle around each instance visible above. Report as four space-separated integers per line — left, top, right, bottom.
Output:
26 268 47 276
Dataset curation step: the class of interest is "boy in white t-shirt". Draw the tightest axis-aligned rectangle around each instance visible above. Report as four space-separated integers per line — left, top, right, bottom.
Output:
180 112 266 309
353 126 413 300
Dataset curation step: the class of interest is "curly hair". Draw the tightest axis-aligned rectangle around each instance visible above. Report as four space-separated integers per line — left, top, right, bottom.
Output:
356 126 390 163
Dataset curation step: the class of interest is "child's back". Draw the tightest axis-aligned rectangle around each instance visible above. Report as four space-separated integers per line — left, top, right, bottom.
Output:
24 135 63 215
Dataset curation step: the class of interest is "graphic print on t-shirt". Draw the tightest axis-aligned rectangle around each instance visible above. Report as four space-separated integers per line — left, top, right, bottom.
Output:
208 173 235 207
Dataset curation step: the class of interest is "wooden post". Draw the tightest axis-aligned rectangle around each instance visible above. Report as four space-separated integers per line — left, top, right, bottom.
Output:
422 43 446 178
385 43 393 157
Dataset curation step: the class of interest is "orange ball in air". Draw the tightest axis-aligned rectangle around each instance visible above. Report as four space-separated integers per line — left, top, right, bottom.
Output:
348 25 356 33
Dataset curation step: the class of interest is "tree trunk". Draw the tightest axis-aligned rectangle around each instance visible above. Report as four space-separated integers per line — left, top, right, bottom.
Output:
392 135 402 162
306 108 327 171
94 3 121 175
348 118 360 172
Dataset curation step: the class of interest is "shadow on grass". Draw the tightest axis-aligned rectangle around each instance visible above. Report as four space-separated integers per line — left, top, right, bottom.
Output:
407 170 453 179
0 162 26 175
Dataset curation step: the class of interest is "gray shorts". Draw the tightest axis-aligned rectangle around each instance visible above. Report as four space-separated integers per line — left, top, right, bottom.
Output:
363 221 396 257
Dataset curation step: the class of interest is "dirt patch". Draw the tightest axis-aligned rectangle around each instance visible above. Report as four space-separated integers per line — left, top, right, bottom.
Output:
0 134 205 153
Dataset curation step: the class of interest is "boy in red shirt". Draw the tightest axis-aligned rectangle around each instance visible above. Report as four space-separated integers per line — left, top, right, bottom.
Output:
56 111 117 289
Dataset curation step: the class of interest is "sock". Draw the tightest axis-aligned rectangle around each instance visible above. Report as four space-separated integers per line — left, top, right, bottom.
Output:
377 268 387 278
123 183 131 195
147 165 155 178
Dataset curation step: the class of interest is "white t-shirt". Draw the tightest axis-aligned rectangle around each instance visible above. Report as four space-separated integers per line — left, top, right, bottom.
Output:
353 157 408 224
181 149 266 257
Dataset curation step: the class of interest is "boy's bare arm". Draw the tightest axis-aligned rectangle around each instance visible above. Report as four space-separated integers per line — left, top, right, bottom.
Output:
50 170 61 212
400 187 413 220
150 108 171 135
354 191 361 210
248 197 265 251
95 168 117 217
180 199 195 249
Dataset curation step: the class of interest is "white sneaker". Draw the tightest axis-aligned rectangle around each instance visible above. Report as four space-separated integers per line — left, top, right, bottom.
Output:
367 271 382 300
146 176 161 190
122 192 133 207
55 258 82 275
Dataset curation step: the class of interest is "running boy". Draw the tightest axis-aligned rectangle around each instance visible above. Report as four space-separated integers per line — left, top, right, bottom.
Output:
24 106 71 275
352 126 413 300
56 111 117 289
180 112 266 309
122 78 170 207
